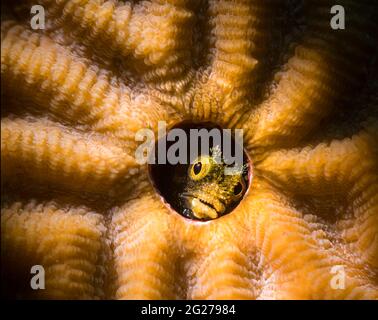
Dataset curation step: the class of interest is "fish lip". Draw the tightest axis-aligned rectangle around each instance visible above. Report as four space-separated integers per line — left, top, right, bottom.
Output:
180 192 192 198
198 198 217 211
180 192 225 214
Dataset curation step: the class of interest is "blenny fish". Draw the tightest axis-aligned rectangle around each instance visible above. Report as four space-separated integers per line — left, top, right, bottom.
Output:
176 146 248 220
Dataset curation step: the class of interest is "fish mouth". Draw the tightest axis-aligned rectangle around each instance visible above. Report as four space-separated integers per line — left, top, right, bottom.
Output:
180 193 225 220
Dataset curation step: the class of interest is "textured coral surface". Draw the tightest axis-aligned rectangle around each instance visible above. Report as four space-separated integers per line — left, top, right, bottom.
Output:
1 0 378 299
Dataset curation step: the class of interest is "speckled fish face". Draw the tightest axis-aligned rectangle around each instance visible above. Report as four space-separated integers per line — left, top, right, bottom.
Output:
179 149 247 220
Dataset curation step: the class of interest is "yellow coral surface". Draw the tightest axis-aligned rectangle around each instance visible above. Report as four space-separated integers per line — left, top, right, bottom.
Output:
1 0 377 299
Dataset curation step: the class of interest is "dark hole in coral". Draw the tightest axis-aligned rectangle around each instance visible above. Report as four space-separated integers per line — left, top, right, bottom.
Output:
149 122 251 221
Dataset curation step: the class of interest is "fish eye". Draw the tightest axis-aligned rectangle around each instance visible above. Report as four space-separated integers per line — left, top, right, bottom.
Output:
232 178 246 199
189 156 212 180
193 162 202 175
233 183 243 196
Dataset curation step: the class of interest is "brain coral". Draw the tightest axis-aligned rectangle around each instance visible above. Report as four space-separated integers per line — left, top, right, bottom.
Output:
1 0 378 299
